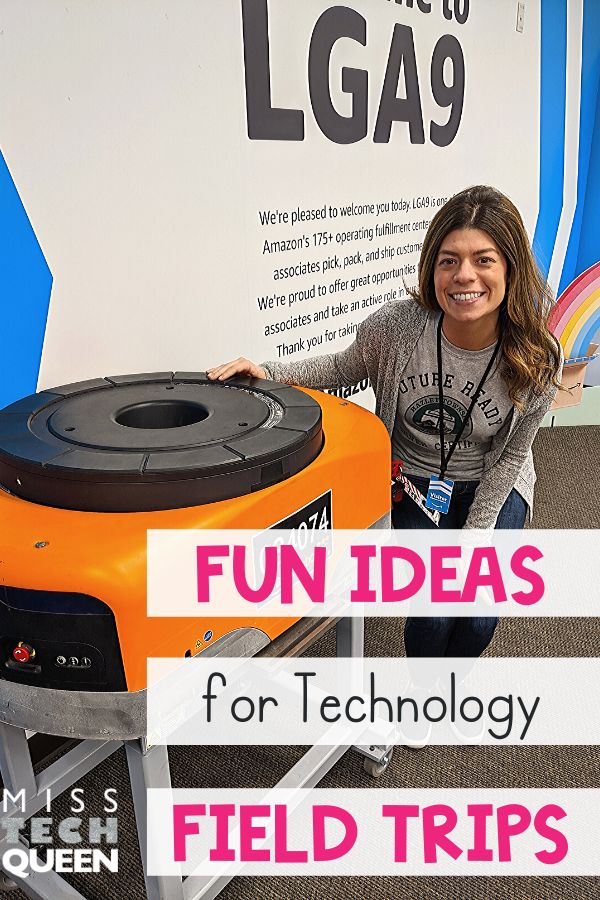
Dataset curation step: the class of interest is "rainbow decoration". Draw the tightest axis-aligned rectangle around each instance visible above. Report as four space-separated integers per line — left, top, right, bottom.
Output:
549 260 600 361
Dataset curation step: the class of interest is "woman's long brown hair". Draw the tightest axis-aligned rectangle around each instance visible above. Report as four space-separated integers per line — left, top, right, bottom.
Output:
411 185 562 409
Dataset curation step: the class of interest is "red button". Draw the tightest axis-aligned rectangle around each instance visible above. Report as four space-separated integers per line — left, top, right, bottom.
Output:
12 643 34 664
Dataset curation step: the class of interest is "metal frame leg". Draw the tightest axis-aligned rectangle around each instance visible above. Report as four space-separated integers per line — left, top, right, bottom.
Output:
125 740 185 900
336 616 364 658
0 723 36 799
336 620 395 768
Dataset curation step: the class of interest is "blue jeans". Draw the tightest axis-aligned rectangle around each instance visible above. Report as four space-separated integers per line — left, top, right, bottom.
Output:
392 475 527 657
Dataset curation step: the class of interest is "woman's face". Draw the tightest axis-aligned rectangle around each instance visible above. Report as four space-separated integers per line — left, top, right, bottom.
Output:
433 227 508 333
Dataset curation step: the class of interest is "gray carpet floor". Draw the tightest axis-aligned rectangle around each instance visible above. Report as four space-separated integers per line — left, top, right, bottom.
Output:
4 425 600 899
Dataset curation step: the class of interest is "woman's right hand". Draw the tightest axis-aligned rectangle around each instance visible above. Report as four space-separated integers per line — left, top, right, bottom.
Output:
206 357 267 381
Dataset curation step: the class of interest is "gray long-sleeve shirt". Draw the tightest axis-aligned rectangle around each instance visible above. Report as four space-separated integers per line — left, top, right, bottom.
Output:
262 299 559 529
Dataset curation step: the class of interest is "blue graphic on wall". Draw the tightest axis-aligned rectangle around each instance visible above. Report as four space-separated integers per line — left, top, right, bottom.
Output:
534 0 600 298
0 151 52 409
558 0 600 295
532 0 567 277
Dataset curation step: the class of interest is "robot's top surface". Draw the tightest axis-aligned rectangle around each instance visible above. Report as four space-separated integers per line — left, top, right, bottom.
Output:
0 372 322 512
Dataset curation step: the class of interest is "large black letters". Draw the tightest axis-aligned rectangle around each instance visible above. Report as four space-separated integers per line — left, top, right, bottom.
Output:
374 24 425 145
241 1 464 147
430 34 464 147
242 0 304 140
308 7 368 144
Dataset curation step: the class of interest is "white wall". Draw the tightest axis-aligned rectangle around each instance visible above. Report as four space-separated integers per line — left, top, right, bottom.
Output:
0 0 540 402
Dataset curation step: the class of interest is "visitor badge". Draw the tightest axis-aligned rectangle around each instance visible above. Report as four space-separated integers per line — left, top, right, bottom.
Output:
426 476 454 514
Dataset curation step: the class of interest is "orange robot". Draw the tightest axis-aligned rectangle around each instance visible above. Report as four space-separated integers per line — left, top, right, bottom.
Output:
0 373 389 737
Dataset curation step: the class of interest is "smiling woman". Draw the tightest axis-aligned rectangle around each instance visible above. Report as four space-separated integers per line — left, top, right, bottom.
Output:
413 186 562 410
207 185 563 671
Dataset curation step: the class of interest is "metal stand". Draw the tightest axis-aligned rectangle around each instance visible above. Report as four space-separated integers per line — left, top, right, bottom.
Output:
0 617 393 899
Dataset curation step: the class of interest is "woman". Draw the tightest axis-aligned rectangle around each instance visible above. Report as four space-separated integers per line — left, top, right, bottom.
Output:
208 185 562 660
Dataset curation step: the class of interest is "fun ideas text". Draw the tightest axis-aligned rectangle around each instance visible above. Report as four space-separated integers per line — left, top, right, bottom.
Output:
147 530 600 618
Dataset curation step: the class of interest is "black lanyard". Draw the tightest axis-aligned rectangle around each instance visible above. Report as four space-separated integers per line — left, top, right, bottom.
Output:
436 315 501 482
